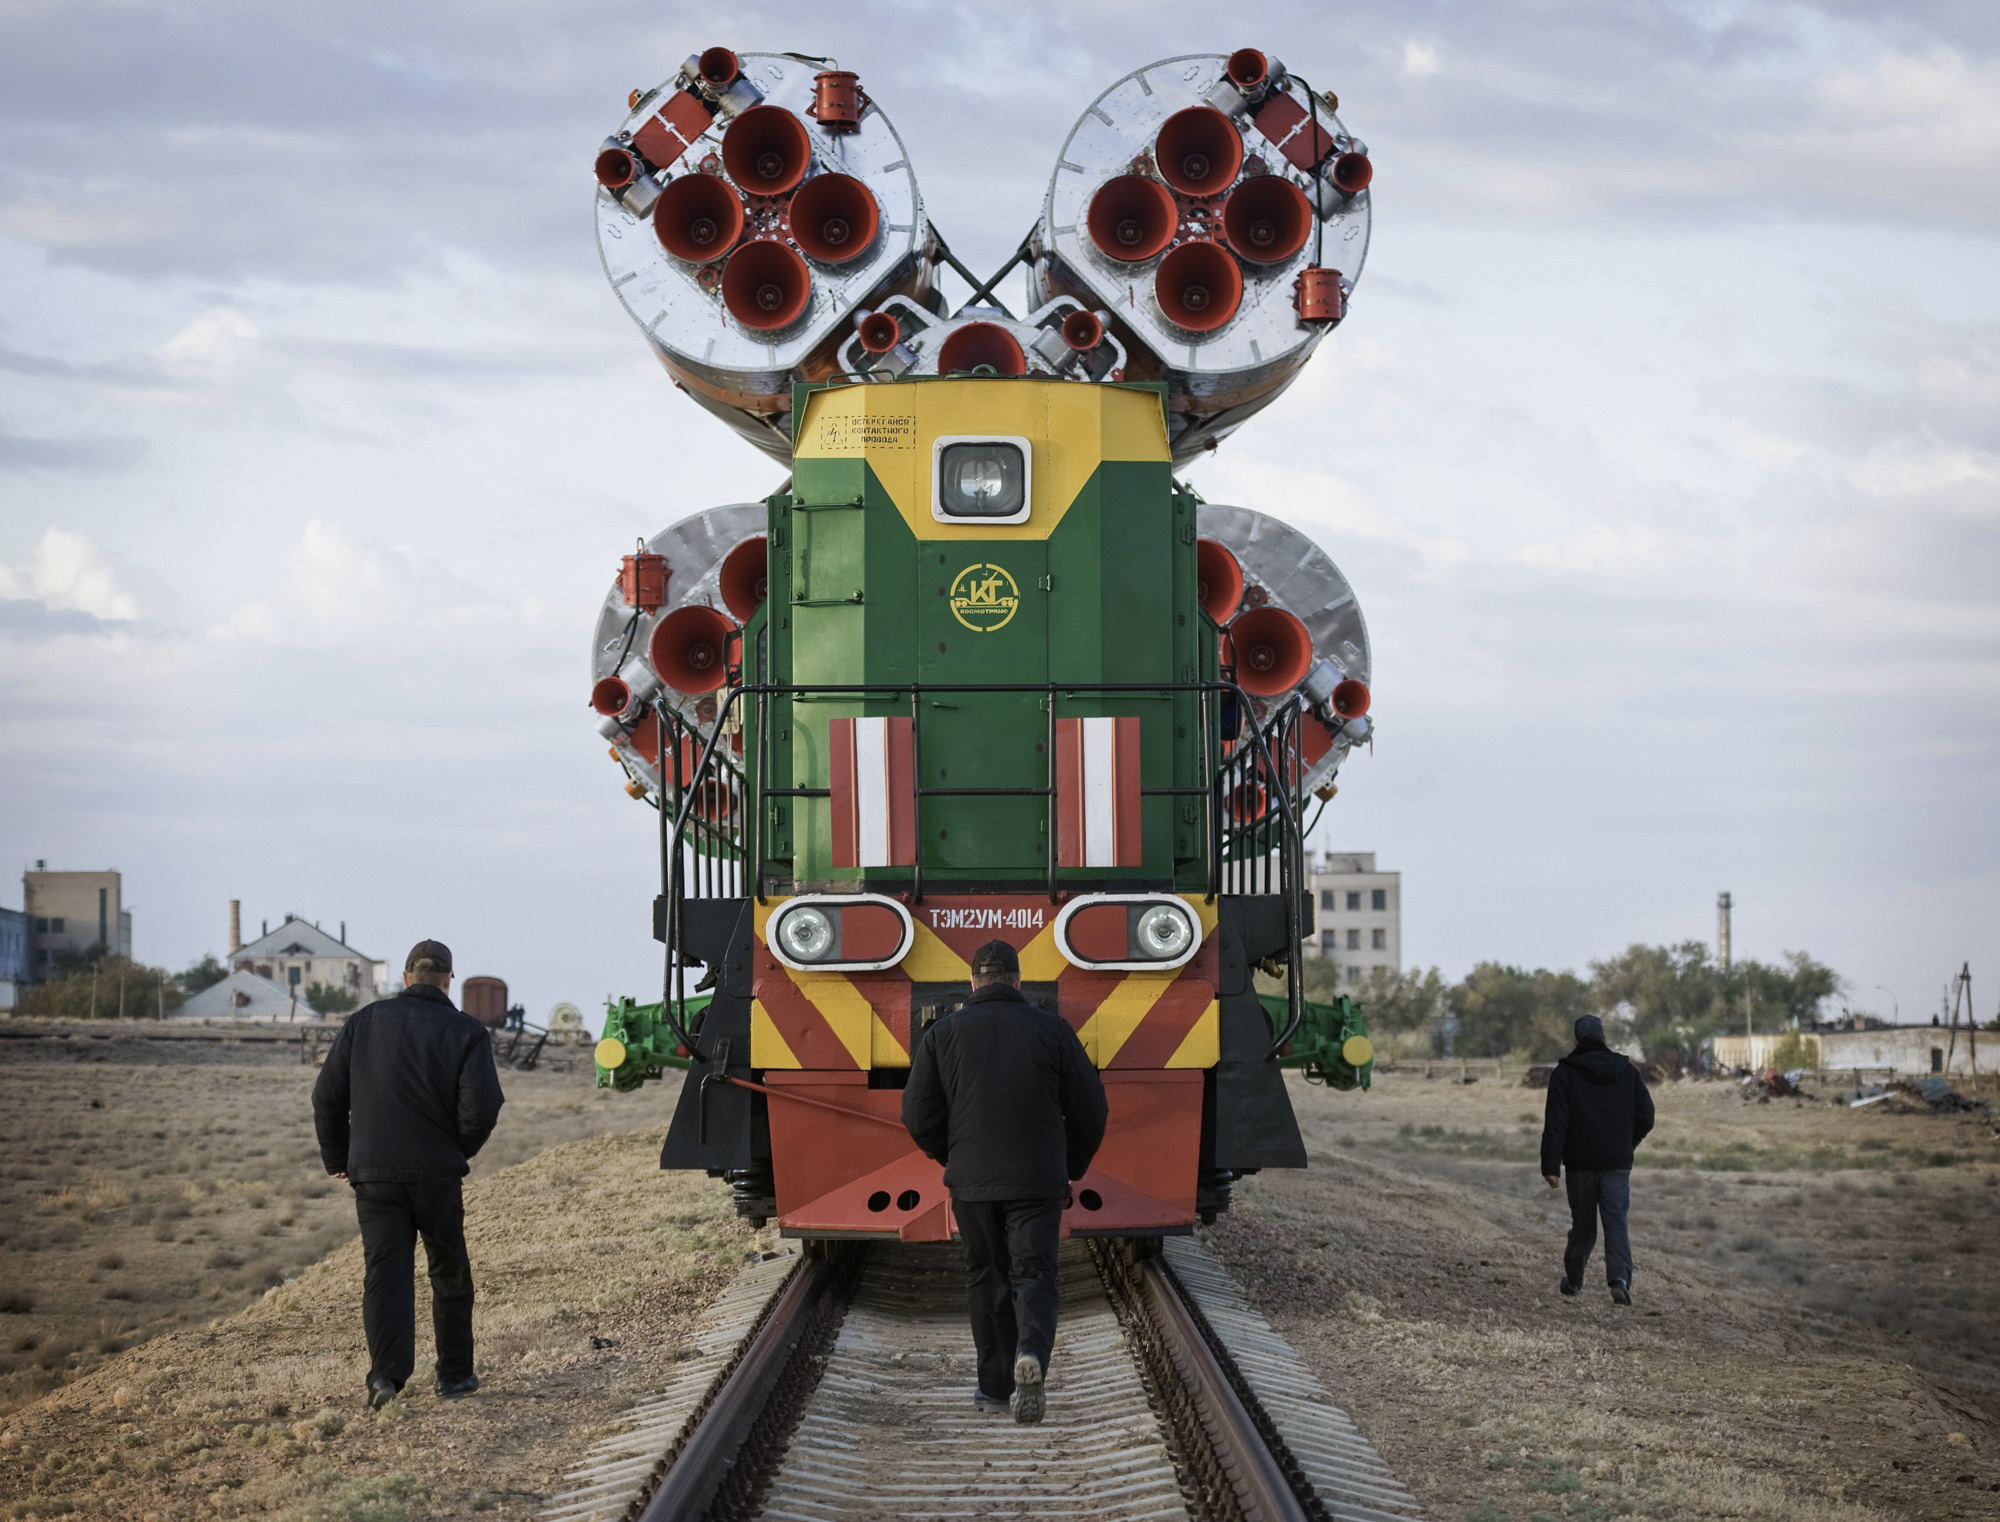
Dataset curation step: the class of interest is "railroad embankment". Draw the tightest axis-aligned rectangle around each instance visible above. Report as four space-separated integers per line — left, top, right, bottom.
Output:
1213 1068 2000 1522
1 1052 1995 1520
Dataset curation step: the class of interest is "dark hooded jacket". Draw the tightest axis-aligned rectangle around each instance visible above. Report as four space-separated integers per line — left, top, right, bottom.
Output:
312 982 505 1182
901 983 1108 1201
1540 1039 1655 1175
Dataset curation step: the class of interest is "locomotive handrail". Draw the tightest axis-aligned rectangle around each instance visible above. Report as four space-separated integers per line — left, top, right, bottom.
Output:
647 677 1315 1064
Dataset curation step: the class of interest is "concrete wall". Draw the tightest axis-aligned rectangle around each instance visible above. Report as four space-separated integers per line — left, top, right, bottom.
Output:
1715 1027 1986 1076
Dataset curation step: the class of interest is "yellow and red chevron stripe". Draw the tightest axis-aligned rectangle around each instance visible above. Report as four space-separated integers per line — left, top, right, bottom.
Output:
750 894 1218 1071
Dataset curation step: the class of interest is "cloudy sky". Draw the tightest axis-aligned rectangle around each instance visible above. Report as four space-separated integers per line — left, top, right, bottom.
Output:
2 1 1994 1028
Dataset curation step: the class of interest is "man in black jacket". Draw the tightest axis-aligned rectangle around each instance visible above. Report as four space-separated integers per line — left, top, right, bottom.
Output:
902 939 1107 1425
1540 1014 1655 1304
312 939 505 1409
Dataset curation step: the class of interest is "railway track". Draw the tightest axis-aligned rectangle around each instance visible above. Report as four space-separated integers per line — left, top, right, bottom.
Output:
544 1237 1422 1522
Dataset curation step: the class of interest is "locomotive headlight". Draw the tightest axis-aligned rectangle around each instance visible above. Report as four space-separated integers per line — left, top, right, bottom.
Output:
1134 903 1194 961
932 436 1032 523
775 905 835 963
1054 894 1204 971
764 895 915 972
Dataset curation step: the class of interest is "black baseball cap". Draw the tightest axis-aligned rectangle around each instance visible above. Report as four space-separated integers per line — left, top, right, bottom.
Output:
405 939 454 975
970 939 1019 978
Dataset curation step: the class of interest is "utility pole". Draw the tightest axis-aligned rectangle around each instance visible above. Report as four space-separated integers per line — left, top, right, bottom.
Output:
1946 964 1978 1078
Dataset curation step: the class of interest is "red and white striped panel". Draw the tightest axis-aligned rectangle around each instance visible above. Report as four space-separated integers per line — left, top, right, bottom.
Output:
1056 716 1143 868
828 716 917 868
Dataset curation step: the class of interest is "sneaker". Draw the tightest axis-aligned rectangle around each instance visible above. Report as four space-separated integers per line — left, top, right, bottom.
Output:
435 1373 480 1399
1557 1277 1579 1298
1609 1282 1632 1306
366 1377 398 1411
1009 1355 1044 1425
973 1388 1011 1413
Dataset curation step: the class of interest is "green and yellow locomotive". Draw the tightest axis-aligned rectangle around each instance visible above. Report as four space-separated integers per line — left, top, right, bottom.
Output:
586 46 1378 1242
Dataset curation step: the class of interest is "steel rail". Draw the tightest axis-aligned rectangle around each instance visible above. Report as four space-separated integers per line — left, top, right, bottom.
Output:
1094 1240 1322 1522
1141 1254 1330 1522
633 1244 863 1522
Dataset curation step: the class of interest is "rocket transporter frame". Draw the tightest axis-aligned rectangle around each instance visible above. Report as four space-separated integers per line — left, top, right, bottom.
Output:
587 45 1380 1245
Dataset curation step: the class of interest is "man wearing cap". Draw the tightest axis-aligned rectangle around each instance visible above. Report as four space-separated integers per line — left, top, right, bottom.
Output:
902 939 1107 1424
312 940 505 1409
1540 1014 1655 1305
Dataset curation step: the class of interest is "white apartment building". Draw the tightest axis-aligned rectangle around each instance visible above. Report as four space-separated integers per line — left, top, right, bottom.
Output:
1305 851 1401 986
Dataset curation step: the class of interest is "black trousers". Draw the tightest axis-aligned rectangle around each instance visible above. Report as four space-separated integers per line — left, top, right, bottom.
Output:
954 1196 1063 1399
1563 1168 1633 1288
352 1178 476 1389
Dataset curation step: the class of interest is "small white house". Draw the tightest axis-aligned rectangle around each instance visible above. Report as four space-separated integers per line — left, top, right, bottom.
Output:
178 969 304 1021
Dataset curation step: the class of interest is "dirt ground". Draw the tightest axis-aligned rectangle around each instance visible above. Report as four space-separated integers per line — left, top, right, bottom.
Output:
3 1045 1997 1521
0 1023 682 1418
1205 1068 2000 1522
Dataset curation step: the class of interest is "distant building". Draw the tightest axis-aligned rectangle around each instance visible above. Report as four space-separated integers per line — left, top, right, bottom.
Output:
1304 851 1401 987
22 864 131 974
0 906 27 1010
229 915 386 1008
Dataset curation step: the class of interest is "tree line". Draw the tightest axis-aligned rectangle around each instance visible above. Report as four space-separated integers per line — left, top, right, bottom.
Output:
1301 941 1842 1064
14 947 357 1019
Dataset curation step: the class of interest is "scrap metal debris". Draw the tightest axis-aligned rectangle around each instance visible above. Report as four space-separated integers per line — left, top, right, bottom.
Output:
1741 1069 1815 1102
1842 1077 1993 1115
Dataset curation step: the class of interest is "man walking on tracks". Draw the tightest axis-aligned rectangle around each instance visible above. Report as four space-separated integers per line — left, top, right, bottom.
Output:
1540 1014 1655 1305
313 939 505 1409
902 939 1108 1424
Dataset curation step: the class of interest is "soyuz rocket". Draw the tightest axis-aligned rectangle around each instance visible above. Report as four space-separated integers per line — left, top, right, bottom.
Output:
582 46 1380 1238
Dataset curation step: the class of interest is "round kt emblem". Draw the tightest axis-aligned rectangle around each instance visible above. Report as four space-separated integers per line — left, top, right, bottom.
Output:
948 563 1020 632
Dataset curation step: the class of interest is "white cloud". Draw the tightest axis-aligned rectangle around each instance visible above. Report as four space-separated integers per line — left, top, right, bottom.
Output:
153 306 258 378
0 526 140 620
1401 41 1441 79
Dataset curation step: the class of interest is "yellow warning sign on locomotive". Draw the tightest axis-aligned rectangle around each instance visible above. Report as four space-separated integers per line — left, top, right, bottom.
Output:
949 563 1020 632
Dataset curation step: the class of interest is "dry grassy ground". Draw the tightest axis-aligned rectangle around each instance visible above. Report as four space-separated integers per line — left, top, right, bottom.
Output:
1205 1069 2000 1522
0 1024 681 1418
3 1041 1997 1521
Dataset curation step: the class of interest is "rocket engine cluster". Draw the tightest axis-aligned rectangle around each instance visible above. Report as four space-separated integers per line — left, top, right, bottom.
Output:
589 46 1374 815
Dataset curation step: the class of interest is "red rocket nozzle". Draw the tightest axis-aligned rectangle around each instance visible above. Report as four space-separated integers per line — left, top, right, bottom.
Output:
856 310 900 353
591 676 633 717
1222 175 1312 264
722 105 811 195
1059 309 1105 351
1331 679 1371 719
1196 538 1245 623
1332 151 1373 194
1156 107 1244 197
1086 175 1178 262
595 146 643 191
649 605 736 694
1229 606 1313 696
937 322 1027 377
1226 49 1269 90
653 173 745 262
1156 241 1243 331
698 48 741 86
789 173 880 264
721 240 812 330
719 535 769 622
